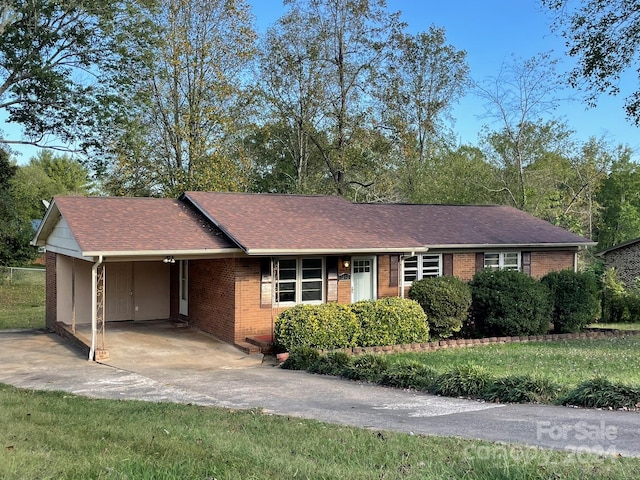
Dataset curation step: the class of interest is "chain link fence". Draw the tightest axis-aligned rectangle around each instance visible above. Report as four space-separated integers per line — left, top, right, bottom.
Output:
0 266 46 329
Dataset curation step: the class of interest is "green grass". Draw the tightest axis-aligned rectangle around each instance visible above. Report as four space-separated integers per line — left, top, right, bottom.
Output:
0 268 45 330
588 322 640 331
0 384 638 480
392 335 640 388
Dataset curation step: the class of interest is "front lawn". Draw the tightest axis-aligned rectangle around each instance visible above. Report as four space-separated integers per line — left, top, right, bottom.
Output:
588 323 640 331
0 384 637 480
392 335 640 388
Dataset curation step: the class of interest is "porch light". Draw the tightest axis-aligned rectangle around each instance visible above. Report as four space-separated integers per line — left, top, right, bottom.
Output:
163 256 176 264
342 259 350 269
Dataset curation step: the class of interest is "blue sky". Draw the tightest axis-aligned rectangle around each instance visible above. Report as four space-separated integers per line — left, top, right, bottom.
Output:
250 0 640 155
4 0 638 163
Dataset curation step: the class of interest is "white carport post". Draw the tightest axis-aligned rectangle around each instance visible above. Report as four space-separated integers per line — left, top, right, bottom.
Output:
89 256 104 361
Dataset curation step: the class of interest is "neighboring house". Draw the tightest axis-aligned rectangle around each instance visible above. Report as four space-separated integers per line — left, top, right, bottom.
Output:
596 237 640 286
32 192 595 359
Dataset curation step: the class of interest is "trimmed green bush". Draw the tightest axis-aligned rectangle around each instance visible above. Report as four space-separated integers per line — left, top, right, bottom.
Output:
470 269 551 337
274 303 359 351
541 269 600 333
561 377 640 409
379 361 436 391
483 375 559 404
408 276 471 339
351 297 429 347
430 364 492 398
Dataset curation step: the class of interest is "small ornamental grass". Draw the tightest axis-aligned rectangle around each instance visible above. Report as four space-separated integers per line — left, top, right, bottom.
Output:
483 374 560 404
561 377 640 409
430 364 491 398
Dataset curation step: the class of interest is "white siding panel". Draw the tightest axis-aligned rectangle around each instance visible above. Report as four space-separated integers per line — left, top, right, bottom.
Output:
47 218 84 258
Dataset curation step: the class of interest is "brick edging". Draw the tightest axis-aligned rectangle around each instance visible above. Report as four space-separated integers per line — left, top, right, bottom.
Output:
319 329 640 356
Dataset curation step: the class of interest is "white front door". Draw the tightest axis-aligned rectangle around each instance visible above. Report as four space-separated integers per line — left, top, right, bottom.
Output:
351 256 375 302
179 260 189 316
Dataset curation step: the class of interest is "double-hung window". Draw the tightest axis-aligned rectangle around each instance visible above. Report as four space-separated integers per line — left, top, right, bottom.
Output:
275 257 324 305
403 254 442 285
484 252 520 271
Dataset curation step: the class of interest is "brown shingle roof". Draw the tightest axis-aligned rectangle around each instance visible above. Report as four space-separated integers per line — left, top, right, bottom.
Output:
52 196 237 254
183 192 594 253
357 203 593 247
182 192 425 253
37 193 594 257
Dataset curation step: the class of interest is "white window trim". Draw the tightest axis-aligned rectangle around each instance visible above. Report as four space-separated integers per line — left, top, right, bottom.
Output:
403 253 442 286
484 252 521 271
275 257 325 306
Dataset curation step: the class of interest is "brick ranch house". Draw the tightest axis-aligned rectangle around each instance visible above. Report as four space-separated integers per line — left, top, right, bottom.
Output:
32 192 595 360
596 237 640 286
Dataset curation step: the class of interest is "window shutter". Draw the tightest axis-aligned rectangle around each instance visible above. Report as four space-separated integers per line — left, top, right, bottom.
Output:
327 257 338 302
522 251 531 276
389 255 399 287
260 258 272 307
443 254 453 276
475 252 485 272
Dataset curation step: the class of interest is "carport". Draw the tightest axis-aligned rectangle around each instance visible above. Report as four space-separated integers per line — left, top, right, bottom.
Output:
32 196 242 361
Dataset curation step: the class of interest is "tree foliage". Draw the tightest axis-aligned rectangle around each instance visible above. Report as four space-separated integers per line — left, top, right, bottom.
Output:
0 148 36 265
543 0 640 125
0 0 157 151
595 147 640 249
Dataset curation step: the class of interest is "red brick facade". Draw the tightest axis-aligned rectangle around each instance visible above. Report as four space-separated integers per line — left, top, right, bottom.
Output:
180 249 577 346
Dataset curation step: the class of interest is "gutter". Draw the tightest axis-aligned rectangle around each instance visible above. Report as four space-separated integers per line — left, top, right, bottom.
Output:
245 247 430 256
89 255 103 361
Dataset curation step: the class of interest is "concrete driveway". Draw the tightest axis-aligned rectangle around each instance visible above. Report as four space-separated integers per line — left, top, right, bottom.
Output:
1 328 639 457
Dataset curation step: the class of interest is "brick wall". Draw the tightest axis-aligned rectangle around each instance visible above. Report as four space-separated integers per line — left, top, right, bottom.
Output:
46 252 57 328
377 255 400 298
337 259 352 303
452 253 477 281
602 244 640 286
530 251 575 278
188 258 237 343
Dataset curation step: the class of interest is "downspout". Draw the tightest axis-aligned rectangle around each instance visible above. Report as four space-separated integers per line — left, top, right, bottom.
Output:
399 255 405 298
89 255 103 361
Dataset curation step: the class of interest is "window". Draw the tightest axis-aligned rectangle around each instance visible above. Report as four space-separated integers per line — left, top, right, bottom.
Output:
484 252 520 271
275 257 324 304
403 254 442 285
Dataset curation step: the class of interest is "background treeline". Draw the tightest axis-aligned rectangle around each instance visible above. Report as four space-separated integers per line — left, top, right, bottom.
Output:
1 0 639 265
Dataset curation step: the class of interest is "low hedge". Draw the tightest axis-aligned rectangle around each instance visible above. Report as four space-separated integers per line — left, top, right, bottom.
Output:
274 297 429 351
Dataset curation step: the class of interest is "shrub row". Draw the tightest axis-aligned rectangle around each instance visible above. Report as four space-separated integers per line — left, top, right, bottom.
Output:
274 297 429 351
282 350 640 409
409 269 600 338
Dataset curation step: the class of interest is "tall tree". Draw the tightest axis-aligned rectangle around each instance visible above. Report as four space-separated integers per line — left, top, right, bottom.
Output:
110 0 258 197
543 0 640 125
261 0 403 198
380 27 469 165
0 0 157 152
0 148 36 265
11 151 92 222
595 146 640 248
476 54 569 211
